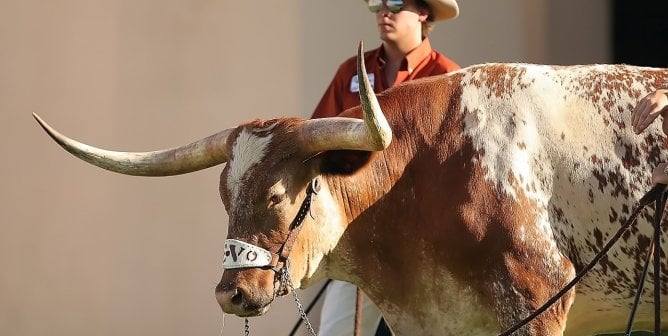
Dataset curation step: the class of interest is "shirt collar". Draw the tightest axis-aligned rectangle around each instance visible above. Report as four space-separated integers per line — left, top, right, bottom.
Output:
377 37 434 74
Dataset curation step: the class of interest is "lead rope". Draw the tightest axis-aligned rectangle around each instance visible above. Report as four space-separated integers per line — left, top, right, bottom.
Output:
625 236 655 335
624 185 667 335
654 189 666 334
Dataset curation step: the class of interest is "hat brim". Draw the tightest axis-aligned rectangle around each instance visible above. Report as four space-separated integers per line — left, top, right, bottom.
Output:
425 0 459 21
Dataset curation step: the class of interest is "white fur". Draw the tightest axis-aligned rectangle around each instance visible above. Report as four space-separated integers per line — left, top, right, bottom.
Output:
226 129 272 209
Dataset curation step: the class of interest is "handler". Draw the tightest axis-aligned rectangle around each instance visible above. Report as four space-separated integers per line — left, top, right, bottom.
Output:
311 0 461 335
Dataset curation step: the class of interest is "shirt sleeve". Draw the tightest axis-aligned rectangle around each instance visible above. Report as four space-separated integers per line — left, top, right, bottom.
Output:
445 58 461 71
311 65 347 119
433 53 461 74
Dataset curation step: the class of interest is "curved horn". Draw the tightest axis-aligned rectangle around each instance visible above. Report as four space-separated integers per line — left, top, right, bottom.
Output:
33 113 232 176
299 41 392 152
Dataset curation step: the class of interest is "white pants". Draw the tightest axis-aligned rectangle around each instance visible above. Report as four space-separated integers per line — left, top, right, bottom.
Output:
318 280 384 336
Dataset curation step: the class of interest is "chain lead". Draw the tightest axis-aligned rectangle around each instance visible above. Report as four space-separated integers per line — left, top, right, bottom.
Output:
282 259 318 336
240 260 317 336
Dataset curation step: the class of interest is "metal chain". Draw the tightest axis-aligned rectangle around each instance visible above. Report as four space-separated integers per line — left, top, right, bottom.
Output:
282 259 318 336
239 260 317 336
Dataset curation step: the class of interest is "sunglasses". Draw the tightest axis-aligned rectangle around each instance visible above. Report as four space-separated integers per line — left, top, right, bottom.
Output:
368 0 405 14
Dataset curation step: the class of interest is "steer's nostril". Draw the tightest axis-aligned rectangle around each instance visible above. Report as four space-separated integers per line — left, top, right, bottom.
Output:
231 289 243 306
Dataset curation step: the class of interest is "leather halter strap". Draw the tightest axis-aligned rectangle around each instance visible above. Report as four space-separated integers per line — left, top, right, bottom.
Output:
275 178 319 264
222 178 320 271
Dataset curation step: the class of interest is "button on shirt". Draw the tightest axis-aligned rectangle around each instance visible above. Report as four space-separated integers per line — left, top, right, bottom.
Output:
311 37 460 119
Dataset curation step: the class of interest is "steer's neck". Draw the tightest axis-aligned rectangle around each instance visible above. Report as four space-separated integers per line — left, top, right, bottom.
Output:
324 140 501 335
332 150 437 273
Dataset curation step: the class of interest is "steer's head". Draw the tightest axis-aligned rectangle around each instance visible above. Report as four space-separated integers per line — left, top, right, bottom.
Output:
33 43 392 317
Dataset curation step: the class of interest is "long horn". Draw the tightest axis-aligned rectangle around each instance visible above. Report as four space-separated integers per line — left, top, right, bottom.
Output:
33 113 232 176
299 41 392 152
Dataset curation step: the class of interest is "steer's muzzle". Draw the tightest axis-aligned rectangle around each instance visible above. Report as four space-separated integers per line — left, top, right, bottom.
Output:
215 269 279 317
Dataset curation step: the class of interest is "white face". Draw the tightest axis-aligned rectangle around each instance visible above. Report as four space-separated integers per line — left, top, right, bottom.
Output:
225 128 273 221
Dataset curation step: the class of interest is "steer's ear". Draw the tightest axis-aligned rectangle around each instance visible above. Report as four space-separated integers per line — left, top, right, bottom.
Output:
318 150 374 176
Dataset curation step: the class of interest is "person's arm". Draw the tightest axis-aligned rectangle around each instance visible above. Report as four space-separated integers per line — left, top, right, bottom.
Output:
631 89 668 135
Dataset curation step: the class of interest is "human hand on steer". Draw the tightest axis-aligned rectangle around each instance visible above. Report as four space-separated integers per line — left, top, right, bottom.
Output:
631 89 668 134
632 89 668 186
652 162 668 185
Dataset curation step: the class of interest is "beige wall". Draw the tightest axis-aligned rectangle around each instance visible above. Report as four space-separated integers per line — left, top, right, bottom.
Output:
1 0 609 335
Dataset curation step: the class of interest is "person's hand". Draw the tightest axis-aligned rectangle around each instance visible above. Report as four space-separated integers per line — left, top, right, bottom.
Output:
631 89 668 134
652 163 668 185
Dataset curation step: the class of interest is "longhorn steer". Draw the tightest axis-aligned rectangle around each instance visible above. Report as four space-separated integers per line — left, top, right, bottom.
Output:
35 44 668 335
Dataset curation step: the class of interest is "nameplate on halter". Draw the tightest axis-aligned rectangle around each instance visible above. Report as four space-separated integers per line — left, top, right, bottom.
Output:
223 239 273 269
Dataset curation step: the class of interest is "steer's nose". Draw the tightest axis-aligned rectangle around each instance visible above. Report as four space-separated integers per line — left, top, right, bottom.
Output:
215 282 268 317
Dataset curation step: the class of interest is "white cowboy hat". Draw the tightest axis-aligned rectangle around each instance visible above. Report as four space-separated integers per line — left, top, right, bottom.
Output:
423 0 459 21
364 0 459 21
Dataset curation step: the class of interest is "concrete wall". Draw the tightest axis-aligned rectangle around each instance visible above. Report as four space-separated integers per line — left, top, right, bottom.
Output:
1 0 609 335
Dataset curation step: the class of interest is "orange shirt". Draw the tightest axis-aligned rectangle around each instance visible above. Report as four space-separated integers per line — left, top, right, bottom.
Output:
311 37 460 119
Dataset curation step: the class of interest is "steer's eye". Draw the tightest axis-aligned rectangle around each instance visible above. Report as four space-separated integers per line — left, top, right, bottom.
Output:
268 193 286 207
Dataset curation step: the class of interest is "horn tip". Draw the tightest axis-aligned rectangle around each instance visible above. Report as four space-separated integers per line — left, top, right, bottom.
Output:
32 112 51 132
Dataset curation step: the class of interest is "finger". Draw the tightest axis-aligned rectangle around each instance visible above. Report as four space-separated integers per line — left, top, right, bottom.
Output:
636 121 648 133
638 112 658 132
631 100 643 126
638 110 659 133
653 164 668 184
633 100 648 132
634 105 649 133
640 104 662 132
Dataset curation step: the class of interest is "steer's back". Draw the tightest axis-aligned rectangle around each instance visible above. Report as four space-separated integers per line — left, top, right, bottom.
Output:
453 63 668 334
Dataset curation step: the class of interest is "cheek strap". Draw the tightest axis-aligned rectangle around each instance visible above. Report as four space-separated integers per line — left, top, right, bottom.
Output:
223 239 273 269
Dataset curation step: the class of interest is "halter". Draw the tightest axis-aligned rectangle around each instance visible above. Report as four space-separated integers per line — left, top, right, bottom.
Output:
222 178 321 292
222 178 321 336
